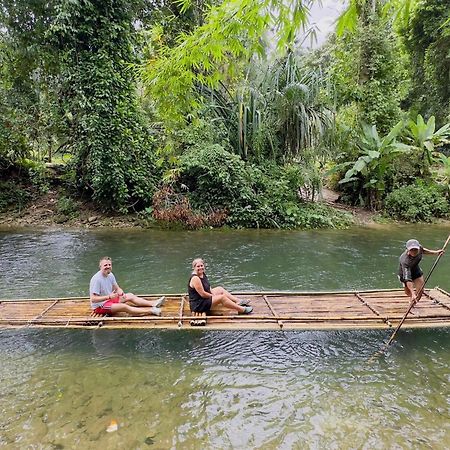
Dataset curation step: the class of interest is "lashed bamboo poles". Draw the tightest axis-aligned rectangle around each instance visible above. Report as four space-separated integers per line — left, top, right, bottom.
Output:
2 288 450 330
423 291 450 312
355 293 392 327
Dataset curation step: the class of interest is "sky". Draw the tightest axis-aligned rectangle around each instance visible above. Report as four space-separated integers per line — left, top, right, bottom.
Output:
307 0 348 48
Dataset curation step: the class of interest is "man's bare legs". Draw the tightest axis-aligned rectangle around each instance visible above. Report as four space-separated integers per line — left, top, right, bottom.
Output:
404 276 425 303
121 293 163 307
110 303 159 316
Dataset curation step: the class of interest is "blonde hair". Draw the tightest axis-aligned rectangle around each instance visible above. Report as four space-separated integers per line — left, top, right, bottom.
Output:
191 258 204 271
99 256 112 267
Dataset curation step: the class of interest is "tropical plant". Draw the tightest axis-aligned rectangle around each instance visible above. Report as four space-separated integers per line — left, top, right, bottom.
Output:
201 52 334 164
404 115 450 170
338 121 408 209
436 153 450 197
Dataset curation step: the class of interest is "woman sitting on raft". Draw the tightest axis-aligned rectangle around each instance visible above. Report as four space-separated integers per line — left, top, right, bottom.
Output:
188 258 253 324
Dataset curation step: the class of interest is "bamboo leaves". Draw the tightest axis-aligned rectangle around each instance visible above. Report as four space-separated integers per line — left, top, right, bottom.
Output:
141 0 314 124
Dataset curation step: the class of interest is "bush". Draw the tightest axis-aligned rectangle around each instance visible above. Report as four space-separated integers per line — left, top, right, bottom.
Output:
384 184 449 222
172 149 352 229
56 195 79 220
179 144 252 209
0 181 31 212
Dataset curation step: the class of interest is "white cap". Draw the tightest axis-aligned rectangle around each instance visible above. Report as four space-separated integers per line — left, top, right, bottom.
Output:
406 239 420 250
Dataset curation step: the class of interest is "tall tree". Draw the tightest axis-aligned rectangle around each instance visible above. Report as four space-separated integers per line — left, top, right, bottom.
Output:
332 0 405 133
0 0 60 166
403 0 450 123
49 0 157 211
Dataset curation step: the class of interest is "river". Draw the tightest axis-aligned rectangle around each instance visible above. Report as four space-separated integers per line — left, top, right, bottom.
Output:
0 225 449 448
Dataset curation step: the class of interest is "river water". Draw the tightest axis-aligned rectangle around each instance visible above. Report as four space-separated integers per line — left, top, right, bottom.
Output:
0 225 449 448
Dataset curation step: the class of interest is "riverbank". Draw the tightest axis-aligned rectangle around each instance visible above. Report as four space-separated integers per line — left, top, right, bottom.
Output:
0 186 385 229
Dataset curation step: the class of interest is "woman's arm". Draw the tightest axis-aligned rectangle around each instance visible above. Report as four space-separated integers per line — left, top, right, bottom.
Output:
191 276 213 299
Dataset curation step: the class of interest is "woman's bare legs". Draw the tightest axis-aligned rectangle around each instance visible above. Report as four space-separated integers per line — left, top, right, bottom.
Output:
211 294 246 313
211 286 241 304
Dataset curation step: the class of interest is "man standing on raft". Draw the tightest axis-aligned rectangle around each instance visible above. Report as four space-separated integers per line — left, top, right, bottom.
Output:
398 239 444 303
90 256 165 316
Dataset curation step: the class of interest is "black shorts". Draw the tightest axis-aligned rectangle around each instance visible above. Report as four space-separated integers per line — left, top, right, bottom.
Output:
190 297 212 313
399 267 423 284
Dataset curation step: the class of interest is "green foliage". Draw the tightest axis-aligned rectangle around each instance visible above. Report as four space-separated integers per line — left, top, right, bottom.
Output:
177 145 351 229
179 144 251 208
55 194 79 221
202 52 334 164
27 163 50 194
0 0 62 164
384 182 449 221
49 0 158 211
141 0 314 124
337 121 408 209
0 181 31 212
436 152 450 197
403 0 450 123
330 1 406 134
404 115 450 171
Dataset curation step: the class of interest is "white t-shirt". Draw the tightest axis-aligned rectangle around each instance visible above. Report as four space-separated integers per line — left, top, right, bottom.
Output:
89 271 117 309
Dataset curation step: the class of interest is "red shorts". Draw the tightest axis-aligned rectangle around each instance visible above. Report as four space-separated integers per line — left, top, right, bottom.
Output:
94 296 120 315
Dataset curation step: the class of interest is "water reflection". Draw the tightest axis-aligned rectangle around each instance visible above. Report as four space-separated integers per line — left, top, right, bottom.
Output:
0 328 449 448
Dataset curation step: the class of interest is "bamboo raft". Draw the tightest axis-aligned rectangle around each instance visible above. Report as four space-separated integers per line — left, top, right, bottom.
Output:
1 287 450 330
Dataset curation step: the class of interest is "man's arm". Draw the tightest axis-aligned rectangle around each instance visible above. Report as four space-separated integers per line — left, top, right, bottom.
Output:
423 247 445 256
90 292 116 303
112 283 124 296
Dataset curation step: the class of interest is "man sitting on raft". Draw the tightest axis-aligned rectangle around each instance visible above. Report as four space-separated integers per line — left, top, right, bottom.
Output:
188 258 252 325
398 239 444 304
90 256 165 316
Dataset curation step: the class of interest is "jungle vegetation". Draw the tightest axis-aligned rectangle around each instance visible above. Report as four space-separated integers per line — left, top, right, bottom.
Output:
0 0 449 227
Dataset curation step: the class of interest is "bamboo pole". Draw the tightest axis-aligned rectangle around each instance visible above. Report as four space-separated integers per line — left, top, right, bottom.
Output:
366 236 450 364
0 314 416 327
26 299 59 325
0 288 409 303
178 296 186 328
263 295 284 329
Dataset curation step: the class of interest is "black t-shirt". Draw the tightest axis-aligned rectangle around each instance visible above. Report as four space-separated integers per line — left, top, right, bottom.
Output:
398 247 423 282
188 273 212 304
